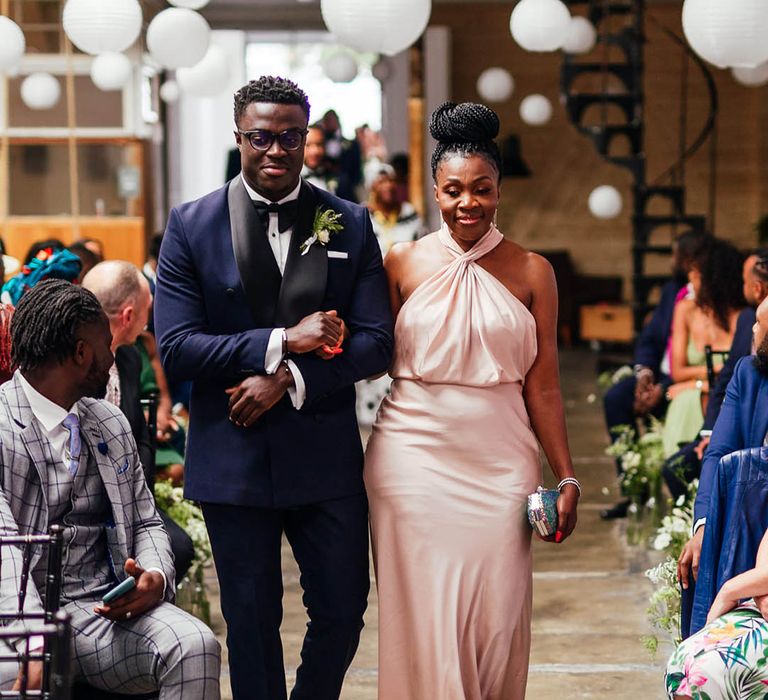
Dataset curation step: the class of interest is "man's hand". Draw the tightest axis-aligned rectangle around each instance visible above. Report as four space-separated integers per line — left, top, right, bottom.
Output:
155 404 178 442
286 311 343 354
633 377 662 415
678 527 705 589
13 660 43 691
226 370 292 427
94 559 164 621
694 436 711 461
315 318 350 360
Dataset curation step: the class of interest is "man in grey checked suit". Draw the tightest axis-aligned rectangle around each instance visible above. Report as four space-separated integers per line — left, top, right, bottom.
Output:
0 279 220 697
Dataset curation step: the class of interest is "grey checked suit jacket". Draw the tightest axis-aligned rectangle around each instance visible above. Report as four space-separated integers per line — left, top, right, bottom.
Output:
0 374 175 618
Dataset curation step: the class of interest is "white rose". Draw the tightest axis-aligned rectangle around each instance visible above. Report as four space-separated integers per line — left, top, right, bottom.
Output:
653 533 671 551
317 229 330 244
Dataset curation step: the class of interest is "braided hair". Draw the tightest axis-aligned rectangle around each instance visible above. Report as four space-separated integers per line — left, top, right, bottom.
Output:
233 76 310 125
10 279 105 372
429 102 502 181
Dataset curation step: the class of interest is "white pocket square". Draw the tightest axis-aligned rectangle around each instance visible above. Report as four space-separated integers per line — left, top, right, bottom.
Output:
327 251 349 259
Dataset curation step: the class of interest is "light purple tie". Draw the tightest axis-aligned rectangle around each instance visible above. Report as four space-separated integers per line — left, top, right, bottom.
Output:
62 413 81 476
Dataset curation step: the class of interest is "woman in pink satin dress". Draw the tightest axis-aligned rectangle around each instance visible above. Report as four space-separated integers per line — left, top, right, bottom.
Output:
364 102 580 699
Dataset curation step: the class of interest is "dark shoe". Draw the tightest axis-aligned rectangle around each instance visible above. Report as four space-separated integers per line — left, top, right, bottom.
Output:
600 498 631 520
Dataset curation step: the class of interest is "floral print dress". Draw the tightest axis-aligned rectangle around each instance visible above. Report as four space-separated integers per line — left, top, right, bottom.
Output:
666 602 768 699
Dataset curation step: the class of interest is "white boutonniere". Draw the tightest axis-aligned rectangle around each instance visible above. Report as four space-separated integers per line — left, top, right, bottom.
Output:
300 207 344 256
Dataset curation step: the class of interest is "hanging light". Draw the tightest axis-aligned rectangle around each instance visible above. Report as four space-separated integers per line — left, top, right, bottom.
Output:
321 0 432 57
168 0 210 8
147 8 211 70
476 68 515 103
20 73 62 110
62 0 142 56
588 185 623 219
322 52 359 83
562 16 597 55
519 94 553 125
0 17 25 73
510 0 571 53
177 45 230 97
90 52 132 91
682 0 768 69
159 80 181 103
732 62 768 87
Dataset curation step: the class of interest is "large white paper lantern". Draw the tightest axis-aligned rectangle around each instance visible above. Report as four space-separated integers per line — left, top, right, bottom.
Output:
20 73 61 110
147 8 210 70
682 0 768 69
322 52 359 83
562 16 597 54
732 62 768 87
159 80 181 103
476 67 515 103
62 0 142 56
588 185 623 219
0 17 25 73
177 45 229 97
90 52 132 91
519 94 553 125
321 0 432 57
168 0 210 8
510 0 571 53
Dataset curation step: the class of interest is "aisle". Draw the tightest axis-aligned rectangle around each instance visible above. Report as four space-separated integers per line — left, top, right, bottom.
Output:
208 348 667 699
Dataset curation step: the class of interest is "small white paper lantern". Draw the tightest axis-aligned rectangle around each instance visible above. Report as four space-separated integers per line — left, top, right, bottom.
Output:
372 57 392 83
519 94 553 125
732 62 768 86
90 52 132 91
476 67 515 103
62 0 142 56
159 80 181 103
0 17 25 73
20 73 62 110
168 0 210 8
510 0 571 53
682 0 768 69
562 16 597 54
147 8 210 70
588 185 623 219
322 52 359 83
321 0 432 57
177 45 229 97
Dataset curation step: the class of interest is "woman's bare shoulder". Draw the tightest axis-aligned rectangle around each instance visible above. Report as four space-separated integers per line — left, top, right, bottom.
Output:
386 232 439 264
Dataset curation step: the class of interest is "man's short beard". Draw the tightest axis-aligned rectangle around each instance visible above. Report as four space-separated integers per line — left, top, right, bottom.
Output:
753 335 768 376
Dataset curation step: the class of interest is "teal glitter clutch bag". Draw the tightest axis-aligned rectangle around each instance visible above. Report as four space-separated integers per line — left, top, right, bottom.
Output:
527 486 559 537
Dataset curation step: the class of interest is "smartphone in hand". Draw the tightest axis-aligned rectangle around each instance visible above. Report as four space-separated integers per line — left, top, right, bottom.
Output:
102 577 136 605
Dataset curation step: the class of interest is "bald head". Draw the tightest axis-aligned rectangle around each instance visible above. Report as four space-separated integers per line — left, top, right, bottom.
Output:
82 261 151 349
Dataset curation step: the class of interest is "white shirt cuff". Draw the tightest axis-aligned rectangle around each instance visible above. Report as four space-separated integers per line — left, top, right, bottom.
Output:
285 359 306 410
146 567 168 597
265 328 285 374
693 518 706 535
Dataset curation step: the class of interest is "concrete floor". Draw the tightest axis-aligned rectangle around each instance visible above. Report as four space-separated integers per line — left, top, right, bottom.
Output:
204 348 668 699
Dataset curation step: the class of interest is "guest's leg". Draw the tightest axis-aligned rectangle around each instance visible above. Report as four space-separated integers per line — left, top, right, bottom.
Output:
285 493 369 700
67 600 220 699
159 510 195 584
202 503 286 700
603 376 637 476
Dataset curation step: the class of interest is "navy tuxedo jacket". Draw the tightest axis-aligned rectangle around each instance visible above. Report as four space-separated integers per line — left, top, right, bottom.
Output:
634 280 680 376
154 179 394 507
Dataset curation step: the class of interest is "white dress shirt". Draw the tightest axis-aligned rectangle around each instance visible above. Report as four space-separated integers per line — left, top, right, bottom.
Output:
240 174 306 409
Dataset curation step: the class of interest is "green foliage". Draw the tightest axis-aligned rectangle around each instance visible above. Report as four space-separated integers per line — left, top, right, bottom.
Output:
605 420 665 504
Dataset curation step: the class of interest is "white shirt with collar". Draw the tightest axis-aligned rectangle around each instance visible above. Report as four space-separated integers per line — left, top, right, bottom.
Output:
240 174 306 409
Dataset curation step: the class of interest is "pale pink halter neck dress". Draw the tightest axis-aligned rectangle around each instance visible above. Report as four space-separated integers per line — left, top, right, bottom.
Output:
365 224 541 700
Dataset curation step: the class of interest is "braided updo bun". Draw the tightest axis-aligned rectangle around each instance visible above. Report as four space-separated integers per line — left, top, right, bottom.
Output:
429 102 503 180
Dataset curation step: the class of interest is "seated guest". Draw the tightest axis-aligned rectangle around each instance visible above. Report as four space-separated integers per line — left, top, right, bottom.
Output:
73 237 105 261
1 247 82 305
367 165 423 254
67 241 102 282
302 124 338 194
82 261 195 582
661 239 745 457
602 230 709 519
22 238 64 265
0 280 219 696
663 250 768 499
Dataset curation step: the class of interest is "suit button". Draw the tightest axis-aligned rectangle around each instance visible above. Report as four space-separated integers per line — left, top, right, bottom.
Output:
225 288 236 297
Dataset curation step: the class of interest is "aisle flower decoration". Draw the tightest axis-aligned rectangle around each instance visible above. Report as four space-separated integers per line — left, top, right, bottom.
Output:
605 419 665 506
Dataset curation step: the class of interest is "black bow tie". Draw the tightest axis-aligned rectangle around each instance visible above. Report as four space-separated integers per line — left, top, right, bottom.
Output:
252 199 299 233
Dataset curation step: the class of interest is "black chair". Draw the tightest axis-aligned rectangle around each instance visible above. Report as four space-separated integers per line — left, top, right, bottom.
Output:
0 526 72 698
139 393 159 483
704 345 730 392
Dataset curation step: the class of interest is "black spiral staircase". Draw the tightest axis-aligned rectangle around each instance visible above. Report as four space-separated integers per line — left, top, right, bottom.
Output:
560 0 719 334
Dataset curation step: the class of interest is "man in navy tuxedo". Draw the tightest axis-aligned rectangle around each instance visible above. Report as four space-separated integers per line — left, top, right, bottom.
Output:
153 77 394 700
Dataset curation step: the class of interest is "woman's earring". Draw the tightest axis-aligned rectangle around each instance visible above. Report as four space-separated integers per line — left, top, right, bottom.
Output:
493 210 498 227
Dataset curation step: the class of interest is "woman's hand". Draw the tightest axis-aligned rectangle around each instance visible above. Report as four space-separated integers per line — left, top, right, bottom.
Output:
706 587 738 624
540 484 578 544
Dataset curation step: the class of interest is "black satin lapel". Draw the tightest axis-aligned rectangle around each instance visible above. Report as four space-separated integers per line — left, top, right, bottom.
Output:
228 178 282 328
276 182 328 327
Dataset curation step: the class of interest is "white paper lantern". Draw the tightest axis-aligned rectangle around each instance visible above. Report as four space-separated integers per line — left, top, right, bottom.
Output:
0 17 25 73
159 80 181 103
90 52 132 91
147 8 210 70
476 67 515 103
372 57 392 83
20 73 62 110
519 94 553 125
682 0 768 69
321 0 432 57
176 45 229 97
732 62 768 86
510 0 571 53
62 0 142 56
322 52 358 83
562 16 597 54
168 0 210 8
588 185 623 219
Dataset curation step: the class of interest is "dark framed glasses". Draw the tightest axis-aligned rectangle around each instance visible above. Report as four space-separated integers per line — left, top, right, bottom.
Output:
238 128 308 152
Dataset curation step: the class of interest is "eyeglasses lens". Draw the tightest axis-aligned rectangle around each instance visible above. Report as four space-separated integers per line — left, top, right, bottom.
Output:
247 129 304 151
